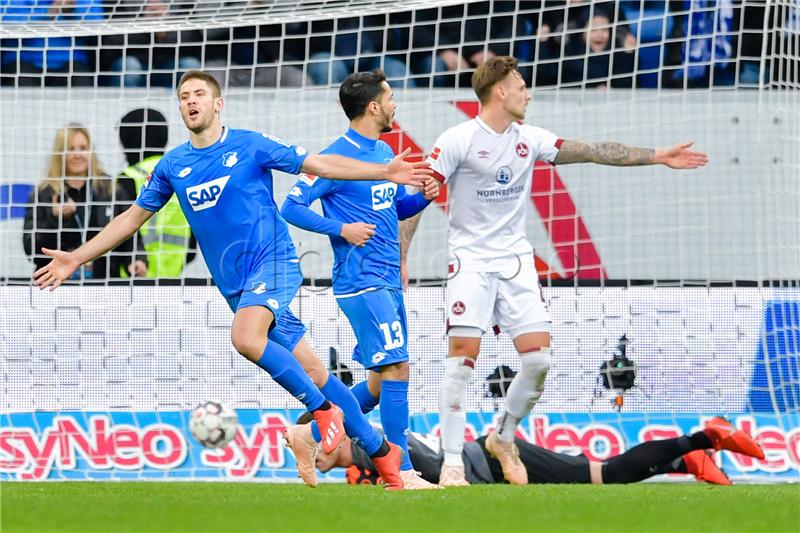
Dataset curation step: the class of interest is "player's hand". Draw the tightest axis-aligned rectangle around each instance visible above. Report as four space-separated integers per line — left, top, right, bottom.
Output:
385 147 432 188
51 194 76 218
422 177 440 200
340 222 376 247
33 248 80 291
655 142 709 169
130 260 148 277
400 259 409 290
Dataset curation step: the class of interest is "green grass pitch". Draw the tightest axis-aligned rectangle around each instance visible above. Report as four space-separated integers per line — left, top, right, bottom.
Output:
2 482 798 532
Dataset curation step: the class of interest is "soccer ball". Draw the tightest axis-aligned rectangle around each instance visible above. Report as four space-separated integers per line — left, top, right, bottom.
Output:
189 401 239 449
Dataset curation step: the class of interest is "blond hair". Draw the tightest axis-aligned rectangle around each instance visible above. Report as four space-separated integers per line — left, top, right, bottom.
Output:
41 124 109 196
471 56 520 104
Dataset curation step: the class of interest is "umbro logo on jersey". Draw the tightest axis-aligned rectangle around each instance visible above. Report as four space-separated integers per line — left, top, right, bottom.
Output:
222 151 238 167
478 150 491 159
186 175 230 211
178 167 192 178
516 142 529 158
371 182 397 211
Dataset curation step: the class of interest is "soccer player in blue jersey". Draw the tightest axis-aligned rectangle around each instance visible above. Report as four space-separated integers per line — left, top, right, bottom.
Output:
281 70 441 489
32 71 432 488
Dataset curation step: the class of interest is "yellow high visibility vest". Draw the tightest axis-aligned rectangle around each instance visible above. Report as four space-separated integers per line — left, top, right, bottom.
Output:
123 156 191 278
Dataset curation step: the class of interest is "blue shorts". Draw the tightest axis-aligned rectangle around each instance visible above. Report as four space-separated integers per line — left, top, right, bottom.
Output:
336 288 408 370
226 260 307 351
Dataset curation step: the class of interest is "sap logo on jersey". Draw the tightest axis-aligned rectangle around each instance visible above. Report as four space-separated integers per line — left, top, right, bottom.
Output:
186 175 230 211
371 182 397 211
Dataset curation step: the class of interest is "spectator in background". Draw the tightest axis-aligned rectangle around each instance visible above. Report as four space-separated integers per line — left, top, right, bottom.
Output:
117 108 196 278
561 12 635 88
535 0 635 87
306 15 409 87
0 0 104 87
202 0 309 89
99 0 202 88
739 1 767 87
23 124 146 280
410 3 514 88
664 0 735 88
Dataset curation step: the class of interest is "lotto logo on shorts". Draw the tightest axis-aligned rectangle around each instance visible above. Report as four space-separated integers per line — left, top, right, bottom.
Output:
371 182 397 211
452 301 466 315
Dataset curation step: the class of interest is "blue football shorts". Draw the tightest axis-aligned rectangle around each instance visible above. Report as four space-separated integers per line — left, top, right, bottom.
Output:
336 287 409 370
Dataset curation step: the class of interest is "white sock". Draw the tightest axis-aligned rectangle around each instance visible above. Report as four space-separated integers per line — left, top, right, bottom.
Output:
438 356 474 466
496 348 551 443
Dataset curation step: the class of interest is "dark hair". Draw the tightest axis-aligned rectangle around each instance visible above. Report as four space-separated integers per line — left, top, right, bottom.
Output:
471 56 520 104
338 69 388 121
177 70 222 98
119 108 168 166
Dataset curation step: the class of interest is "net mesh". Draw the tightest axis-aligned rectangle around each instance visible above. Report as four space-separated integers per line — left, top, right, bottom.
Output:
0 0 798 482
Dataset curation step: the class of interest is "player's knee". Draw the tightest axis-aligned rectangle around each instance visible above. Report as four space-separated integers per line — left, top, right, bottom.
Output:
513 330 550 353
448 330 482 357
230 331 264 359
379 361 409 381
304 362 329 387
520 347 551 390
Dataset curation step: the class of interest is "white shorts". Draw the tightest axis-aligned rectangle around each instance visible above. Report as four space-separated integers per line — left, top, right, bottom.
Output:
447 257 550 339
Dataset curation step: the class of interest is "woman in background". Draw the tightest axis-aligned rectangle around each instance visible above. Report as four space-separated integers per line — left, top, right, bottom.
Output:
23 124 146 280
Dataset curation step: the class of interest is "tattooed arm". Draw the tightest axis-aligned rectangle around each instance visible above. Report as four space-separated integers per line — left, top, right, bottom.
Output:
399 212 423 289
554 140 708 169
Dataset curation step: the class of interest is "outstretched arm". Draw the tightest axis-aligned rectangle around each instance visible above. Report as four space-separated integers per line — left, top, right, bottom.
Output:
301 148 432 187
33 204 154 290
554 140 708 169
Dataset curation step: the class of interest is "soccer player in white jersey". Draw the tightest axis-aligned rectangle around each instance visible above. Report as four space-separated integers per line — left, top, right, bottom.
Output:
424 56 709 486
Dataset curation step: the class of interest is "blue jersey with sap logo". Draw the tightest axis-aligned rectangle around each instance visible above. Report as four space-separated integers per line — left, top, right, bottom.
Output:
135 127 308 299
281 128 430 296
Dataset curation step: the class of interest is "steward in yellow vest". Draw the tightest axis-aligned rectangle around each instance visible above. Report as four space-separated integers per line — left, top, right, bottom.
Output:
118 108 195 278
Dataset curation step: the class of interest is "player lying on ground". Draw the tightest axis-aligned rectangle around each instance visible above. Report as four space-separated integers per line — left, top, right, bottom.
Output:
281 69 440 489
422 56 709 485
31 70 432 487
290 416 764 486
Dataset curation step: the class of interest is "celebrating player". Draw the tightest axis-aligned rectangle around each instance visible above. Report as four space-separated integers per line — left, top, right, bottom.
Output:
31 70 432 474
281 69 440 489
422 56 709 486
308 416 764 487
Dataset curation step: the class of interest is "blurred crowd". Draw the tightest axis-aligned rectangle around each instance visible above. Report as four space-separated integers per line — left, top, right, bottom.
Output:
1 0 798 90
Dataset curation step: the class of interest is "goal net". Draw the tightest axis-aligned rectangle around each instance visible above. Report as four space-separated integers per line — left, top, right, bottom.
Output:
0 0 798 482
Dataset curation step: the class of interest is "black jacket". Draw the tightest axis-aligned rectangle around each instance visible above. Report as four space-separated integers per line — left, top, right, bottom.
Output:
22 176 146 279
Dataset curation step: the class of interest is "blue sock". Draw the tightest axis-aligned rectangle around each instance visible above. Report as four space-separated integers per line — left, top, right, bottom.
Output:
256 341 326 412
380 380 412 470
318 376 383 456
351 381 380 414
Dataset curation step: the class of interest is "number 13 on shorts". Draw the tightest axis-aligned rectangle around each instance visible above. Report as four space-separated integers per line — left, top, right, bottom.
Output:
379 320 404 350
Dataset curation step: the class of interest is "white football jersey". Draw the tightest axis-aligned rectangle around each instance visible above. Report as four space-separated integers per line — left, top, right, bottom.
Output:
427 117 561 267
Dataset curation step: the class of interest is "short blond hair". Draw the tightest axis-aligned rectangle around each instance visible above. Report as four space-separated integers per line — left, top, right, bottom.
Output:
471 56 520 104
